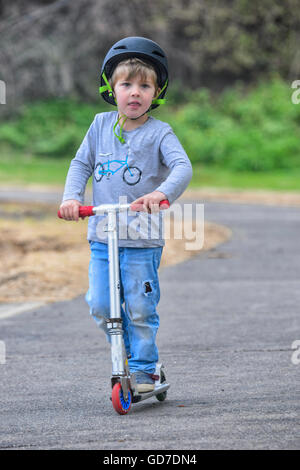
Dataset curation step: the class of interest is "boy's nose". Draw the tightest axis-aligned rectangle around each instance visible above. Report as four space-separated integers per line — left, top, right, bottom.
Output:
131 86 140 96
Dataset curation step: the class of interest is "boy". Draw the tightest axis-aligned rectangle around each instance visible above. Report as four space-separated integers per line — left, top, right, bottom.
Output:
59 37 193 392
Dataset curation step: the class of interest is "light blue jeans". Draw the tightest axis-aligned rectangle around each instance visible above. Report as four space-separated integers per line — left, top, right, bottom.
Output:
85 241 163 374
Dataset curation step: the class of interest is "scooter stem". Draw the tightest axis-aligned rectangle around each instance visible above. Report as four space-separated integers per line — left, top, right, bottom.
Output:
107 209 121 321
105 209 128 377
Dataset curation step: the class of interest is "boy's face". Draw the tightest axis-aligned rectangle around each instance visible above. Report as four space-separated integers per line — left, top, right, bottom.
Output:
113 74 158 120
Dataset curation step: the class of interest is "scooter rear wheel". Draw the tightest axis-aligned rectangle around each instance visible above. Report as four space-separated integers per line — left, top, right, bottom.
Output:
111 382 132 415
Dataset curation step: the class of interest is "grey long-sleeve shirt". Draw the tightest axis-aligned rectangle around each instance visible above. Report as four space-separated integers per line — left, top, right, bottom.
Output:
62 111 193 247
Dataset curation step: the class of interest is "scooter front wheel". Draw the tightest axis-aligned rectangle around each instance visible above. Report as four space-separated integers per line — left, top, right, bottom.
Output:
111 382 132 415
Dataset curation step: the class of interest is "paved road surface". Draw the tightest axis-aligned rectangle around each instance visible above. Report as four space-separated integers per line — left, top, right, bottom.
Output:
0 198 299 449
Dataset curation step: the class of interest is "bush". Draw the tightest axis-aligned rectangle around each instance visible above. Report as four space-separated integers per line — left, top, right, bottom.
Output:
166 76 300 171
0 99 103 157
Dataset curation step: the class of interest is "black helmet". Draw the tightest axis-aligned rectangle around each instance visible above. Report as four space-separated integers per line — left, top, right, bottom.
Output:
99 36 168 110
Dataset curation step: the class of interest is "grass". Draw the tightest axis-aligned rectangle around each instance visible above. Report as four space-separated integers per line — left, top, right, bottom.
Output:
0 154 71 186
1 153 300 192
190 165 300 191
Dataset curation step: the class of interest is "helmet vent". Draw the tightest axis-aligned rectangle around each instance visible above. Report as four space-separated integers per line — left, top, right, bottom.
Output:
152 50 165 58
114 45 127 50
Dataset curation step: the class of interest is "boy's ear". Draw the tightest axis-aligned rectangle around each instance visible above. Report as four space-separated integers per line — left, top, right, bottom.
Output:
154 88 161 99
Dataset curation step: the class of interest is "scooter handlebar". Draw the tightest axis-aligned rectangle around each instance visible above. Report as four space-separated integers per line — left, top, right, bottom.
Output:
57 200 170 219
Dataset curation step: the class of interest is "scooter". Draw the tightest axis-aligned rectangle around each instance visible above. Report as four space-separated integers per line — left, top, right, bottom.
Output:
58 200 170 414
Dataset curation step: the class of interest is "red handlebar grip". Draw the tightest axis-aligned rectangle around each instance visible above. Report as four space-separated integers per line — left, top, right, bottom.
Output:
78 206 95 217
159 199 170 208
57 206 94 219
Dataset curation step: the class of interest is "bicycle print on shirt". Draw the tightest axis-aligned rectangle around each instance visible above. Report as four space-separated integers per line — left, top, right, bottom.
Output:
94 153 142 186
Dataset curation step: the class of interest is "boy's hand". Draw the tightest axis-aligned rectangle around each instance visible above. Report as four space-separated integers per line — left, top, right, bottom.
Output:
59 199 82 221
130 191 168 213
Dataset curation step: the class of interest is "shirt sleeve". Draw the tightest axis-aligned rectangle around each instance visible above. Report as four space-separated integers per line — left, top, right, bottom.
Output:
155 129 193 205
62 116 97 204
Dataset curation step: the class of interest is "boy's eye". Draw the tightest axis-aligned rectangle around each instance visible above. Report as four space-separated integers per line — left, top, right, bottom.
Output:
119 82 151 88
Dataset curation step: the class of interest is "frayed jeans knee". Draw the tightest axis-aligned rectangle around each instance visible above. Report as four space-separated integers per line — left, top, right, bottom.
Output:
85 241 163 374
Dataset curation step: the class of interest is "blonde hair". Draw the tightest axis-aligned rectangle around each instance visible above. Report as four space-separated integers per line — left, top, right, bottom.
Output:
110 58 159 93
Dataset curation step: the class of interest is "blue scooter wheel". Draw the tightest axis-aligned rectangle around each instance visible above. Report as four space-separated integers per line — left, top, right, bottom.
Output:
112 382 132 415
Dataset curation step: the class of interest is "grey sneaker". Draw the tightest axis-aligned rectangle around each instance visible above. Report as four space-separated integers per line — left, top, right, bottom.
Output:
134 371 156 393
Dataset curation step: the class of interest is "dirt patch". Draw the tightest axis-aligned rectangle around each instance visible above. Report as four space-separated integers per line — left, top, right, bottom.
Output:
0 201 231 303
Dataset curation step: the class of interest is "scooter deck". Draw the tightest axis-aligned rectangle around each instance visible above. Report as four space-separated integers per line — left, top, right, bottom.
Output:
132 383 170 403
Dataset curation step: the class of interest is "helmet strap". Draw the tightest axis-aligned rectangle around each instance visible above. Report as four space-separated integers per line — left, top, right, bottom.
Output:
152 79 168 106
113 114 127 144
113 111 148 144
99 72 116 103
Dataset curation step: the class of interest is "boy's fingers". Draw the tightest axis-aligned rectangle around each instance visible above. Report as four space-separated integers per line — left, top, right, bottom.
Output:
67 206 73 220
63 208 70 220
59 200 82 221
142 198 152 213
66 208 72 220
130 198 144 211
61 205 75 220
73 205 79 221
131 197 163 213
149 202 160 213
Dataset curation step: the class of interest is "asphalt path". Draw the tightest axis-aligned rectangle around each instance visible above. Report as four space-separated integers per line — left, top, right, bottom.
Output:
0 196 299 450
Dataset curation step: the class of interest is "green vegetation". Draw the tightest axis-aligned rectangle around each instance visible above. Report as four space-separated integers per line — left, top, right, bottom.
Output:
0 154 71 185
0 100 104 158
163 76 300 172
0 76 299 190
